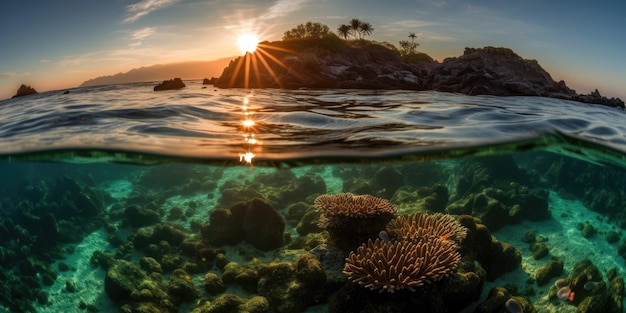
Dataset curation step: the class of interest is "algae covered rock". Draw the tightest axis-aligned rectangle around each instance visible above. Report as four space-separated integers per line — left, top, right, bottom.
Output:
203 272 226 295
474 287 536 313
242 198 285 251
531 242 549 260
190 294 269 313
257 254 328 313
203 198 285 251
125 204 161 228
535 258 563 286
105 260 168 302
167 269 199 303
456 215 521 281
132 222 188 251
239 295 270 313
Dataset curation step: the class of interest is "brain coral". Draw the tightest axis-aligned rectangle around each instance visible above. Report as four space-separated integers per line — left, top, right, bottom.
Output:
314 193 397 228
343 237 461 293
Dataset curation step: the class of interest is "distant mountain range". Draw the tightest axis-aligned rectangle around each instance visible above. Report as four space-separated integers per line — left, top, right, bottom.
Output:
79 57 234 87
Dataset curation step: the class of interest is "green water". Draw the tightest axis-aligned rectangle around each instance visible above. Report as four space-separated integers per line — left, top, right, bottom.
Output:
0 142 625 313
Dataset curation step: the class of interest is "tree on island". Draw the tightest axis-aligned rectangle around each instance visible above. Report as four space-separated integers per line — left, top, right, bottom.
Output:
337 24 352 39
398 32 432 63
283 21 331 40
338 18 374 40
359 22 374 38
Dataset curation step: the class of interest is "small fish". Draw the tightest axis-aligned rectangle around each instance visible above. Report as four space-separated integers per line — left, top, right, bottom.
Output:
378 230 390 243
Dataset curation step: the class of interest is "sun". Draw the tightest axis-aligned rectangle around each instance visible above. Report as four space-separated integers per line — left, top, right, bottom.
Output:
237 34 259 54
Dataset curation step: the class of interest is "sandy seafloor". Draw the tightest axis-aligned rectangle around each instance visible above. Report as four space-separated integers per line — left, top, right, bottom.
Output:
26 165 626 313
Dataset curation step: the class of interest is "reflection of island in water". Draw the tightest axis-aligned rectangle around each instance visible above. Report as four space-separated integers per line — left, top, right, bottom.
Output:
214 41 623 108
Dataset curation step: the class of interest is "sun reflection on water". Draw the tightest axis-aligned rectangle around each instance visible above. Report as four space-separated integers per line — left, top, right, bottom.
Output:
238 94 261 165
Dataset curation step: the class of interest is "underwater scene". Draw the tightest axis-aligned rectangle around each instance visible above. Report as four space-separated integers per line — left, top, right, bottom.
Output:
1 86 626 313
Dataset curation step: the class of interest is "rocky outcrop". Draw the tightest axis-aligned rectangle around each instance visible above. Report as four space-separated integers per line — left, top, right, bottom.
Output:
202 77 216 85
215 42 623 108
154 78 185 91
12 84 38 98
429 47 623 108
429 47 570 96
214 42 435 90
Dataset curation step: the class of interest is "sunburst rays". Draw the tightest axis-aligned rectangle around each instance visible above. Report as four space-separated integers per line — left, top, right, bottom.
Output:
225 41 305 89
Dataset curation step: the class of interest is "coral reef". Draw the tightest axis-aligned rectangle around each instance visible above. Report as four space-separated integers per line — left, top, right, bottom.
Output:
315 193 397 228
546 260 624 313
343 212 468 294
387 212 468 244
343 237 461 292
314 192 397 250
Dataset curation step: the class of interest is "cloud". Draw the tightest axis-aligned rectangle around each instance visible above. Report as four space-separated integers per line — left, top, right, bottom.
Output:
259 0 307 20
128 27 156 46
1 71 31 77
40 59 51 63
130 27 156 40
56 53 97 67
420 34 456 42
384 19 439 29
123 0 180 24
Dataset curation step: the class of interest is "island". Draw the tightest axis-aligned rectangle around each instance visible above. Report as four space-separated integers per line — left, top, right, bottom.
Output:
214 22 623 108
12 84 38 98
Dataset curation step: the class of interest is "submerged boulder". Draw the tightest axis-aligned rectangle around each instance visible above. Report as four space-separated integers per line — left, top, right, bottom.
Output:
202 197 285 251
242 198 286 251
124 204 161 228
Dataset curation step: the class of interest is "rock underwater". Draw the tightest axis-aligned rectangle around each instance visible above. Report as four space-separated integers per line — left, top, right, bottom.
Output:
214 41 623 108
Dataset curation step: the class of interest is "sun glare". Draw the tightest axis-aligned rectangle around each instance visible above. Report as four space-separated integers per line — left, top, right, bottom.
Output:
237 34 259 54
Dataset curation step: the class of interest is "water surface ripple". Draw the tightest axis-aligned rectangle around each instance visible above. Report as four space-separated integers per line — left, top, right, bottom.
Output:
1 81 625 161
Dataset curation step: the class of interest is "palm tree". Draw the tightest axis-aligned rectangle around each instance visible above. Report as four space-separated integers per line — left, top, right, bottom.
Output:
337 24 351 39
349 18 362 39
359 22 374 38
408 32 417 45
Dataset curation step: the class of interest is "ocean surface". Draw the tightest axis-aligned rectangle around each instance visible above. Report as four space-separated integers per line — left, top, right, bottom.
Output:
1 80 626 313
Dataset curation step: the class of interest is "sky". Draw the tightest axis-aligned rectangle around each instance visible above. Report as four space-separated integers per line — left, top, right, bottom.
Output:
0 0 624 100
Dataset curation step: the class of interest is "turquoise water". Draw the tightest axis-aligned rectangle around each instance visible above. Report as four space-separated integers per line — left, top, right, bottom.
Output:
1 82 625 312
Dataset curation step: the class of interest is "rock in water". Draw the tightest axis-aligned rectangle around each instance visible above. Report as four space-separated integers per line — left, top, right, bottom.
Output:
242 198 285 251
12 84 38 98
154 77 185 91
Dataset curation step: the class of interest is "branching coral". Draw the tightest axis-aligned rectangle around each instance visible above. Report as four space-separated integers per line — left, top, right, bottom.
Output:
343 237 461 293
343 212 468 293
314 193 397 229
387 213 468 244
